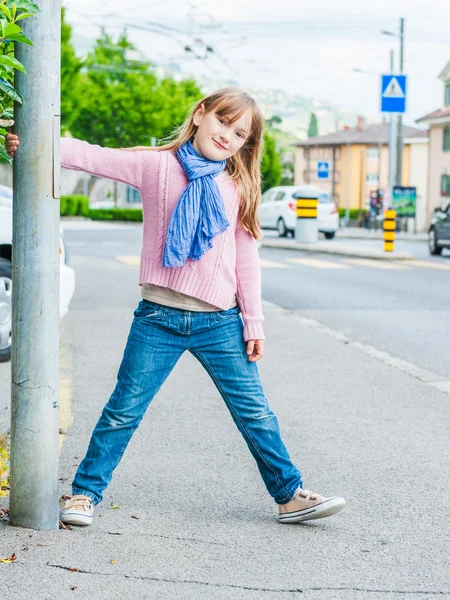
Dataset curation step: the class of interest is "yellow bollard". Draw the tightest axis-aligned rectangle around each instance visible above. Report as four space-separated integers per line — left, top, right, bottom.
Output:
294 196 319 243
296 198 319 219
383 209 397 252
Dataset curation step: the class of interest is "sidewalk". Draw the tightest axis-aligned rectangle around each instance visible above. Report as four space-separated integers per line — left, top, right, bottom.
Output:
261 236 413 260
1 301 449 599
336 227 428 243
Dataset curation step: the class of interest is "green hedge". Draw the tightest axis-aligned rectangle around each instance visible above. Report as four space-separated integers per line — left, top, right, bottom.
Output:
60 197 143 222
338 208 365 220
87 208 143 222
60 195 89 217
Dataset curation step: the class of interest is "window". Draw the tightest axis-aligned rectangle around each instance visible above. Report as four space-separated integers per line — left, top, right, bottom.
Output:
318 193 331 204
366 173 379 184
441 174 450 197
126 186 141 204
275 191 286 202
367 147 380 159
445 83 450 107
443 126 450 152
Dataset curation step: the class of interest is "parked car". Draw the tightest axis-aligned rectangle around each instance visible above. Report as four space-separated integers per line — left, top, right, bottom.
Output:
0 185 75 362
258 185 339 239
428 203 450 255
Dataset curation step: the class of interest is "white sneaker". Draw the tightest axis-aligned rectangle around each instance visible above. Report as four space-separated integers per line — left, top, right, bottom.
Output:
60 494 94 526
278 488 346 523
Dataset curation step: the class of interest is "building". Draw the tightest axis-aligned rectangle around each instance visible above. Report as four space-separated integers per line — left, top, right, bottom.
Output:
416 59 450 220
294 119 429 231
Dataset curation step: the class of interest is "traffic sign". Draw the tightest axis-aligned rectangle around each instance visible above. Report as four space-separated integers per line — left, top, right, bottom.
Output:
317 161 329 179
381 74 407 113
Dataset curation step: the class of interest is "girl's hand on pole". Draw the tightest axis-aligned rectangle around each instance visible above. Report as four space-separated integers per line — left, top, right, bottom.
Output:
246 339 264 362
5 133 19 157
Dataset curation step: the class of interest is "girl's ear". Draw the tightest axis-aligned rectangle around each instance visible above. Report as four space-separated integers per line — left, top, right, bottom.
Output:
193 103 205 126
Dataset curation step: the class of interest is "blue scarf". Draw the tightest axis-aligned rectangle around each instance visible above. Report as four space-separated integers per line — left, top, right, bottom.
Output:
162 141 229 268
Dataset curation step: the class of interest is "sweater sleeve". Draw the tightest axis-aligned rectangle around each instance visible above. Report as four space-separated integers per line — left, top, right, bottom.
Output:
235 218 265 341
60 138 143 190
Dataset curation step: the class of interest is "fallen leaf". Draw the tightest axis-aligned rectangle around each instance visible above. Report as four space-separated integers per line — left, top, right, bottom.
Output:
59 477 67 481
59 428 66 435
73 456 78 460
59 520 73 531
71 586 77 591
69 567 79 572
108 504 120 510
109 559 117 564
98 514 104 518
131 515 140 520
0 553 17 563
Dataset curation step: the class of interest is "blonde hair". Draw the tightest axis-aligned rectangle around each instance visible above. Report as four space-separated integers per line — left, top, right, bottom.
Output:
128 87 265 240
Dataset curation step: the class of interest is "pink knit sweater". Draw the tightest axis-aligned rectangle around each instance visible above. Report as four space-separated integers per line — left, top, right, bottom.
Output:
61 138 265 341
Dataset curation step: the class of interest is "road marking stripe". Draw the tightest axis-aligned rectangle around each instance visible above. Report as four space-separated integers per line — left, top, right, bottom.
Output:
344 258 410 270
399 260 450 271
260 259 289 269
287 257 350 269
117 256 140 266
117 257 290 269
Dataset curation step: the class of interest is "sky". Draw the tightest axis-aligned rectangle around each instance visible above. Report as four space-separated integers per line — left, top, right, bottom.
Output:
64 0 450 126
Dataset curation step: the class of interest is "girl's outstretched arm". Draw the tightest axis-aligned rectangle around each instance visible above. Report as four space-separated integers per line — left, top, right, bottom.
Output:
60 138 144 191
6 132 146 191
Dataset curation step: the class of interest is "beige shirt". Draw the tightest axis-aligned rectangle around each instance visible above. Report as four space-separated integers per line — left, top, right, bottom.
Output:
141 283 238 312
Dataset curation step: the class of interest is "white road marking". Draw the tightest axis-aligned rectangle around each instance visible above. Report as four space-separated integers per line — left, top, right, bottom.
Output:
287 257 350 269
344 258 411 270
259 259 289 269
399 260 450 271
117 256 140 266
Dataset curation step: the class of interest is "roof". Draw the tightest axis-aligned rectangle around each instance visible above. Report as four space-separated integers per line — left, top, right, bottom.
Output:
416 106 450 124
295 123 428 147
438 58 450 82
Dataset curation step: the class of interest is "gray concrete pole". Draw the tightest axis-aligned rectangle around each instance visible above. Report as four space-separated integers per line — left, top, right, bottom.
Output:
396 18 405 186
9 0 61 530
388 50 397 195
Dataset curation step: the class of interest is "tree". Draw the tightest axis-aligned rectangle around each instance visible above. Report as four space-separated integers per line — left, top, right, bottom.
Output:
261 131 282 193
307 112 318 138
69 31 202 148
61 7 83 134
266 115 282 129
0 0 41 162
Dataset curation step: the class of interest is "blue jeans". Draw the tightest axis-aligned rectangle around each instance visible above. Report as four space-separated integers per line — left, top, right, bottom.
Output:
72 300 303 505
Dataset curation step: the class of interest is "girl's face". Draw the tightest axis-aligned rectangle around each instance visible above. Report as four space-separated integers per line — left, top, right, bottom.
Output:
192 104 252 161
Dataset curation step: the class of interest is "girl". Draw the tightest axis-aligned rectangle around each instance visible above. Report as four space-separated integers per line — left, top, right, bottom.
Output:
6 87 346 526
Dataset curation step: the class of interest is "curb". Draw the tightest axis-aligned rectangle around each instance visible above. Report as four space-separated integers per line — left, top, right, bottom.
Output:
260 240 413 260
336 233 427 244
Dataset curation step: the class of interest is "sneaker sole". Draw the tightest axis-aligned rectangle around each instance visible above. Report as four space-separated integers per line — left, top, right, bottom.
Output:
60 512 94 526
278 497 346 524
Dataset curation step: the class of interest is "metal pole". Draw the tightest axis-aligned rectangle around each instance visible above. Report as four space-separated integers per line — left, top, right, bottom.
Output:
396 17 404 185
10 0 61 530
345 142 351 226
388 50 397 195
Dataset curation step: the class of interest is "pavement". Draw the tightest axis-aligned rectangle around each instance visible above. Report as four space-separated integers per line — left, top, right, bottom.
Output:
336 227 428 243
261 236 413 260
1 271 449 598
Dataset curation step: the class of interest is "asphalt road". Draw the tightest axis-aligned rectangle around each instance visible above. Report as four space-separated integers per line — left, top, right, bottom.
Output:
63 222 450 380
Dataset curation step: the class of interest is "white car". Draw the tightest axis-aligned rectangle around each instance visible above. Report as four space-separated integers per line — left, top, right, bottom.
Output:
0 185 75 362
258 185 339 239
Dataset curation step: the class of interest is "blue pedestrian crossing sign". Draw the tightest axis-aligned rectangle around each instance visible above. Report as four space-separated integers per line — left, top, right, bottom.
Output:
381 74 407 113
317 161 329 179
